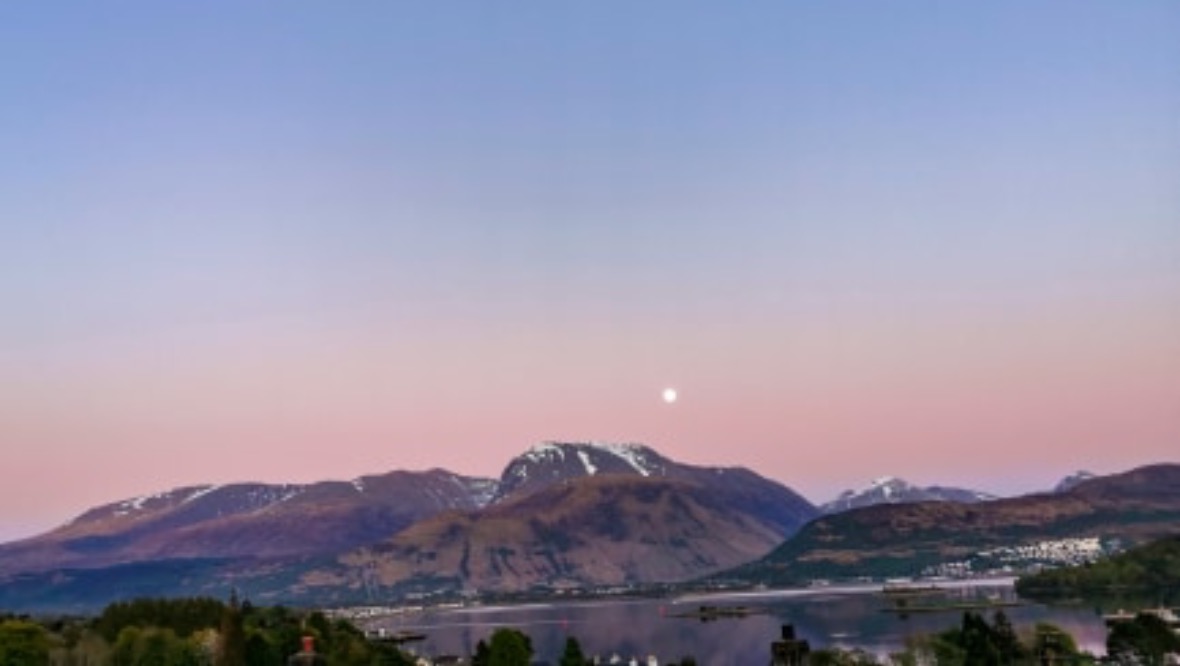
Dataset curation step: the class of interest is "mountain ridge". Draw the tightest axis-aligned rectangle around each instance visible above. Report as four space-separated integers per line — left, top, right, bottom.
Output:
730 462 1180 584
820 476 996 514
0 468 497 577
0 441 818 610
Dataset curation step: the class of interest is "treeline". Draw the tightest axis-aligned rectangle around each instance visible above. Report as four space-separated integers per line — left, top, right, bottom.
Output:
809 610 1179 666
6 598 1179 665
0 596 413 665
803 611 1089 666
1016 535 1180 598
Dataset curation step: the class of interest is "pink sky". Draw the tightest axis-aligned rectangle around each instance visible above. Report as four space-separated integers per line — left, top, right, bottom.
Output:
4 290 1177 542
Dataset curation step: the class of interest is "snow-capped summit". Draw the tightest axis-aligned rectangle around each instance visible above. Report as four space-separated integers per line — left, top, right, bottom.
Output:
495 441 671 501
820 477 996 514
1054 470 1096 493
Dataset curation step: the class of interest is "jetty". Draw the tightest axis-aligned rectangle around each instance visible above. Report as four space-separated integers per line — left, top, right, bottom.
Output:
1103 607 1180 628
670 605 769 621
880 600 1024 615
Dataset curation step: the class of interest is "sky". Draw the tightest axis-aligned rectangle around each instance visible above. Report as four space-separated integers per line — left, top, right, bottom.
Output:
2 2 1178 542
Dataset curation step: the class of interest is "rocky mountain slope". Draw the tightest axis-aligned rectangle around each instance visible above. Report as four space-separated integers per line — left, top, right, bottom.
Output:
0 442 817 610
0 469 496 576
730 463 1180 584
306 473 810 597
492 442 815 534
291 443 819 597
820 476 996 514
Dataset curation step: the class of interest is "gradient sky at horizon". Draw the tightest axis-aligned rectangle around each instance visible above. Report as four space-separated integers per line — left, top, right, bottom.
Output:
2 2 1178 541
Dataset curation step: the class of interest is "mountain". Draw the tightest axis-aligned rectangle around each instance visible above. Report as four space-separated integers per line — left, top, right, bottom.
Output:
490 442 815 535
301 470 815 598
0 469 496 577
1054 470 1096 493
0 442 817 611
731 463 1180 585
493 441 671 501
820 477 996 514
290 443 819 597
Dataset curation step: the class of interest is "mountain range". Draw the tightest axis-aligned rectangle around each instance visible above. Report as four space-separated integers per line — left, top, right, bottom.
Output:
0 442 815 610
314 443 816 598
819 477 995 514
732 463 1180 584
1 444 1176 613
0 470 495 578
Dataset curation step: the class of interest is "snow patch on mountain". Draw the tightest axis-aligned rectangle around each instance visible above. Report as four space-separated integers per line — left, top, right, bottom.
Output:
524 442 566 463
577 450 598 476
462 478 500 508
1054 470 1096 493
183 485 221 504
601 443 653 476
491 441 673 503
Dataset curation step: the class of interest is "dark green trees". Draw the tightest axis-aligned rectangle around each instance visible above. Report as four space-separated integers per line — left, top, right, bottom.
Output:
45 596 413 666
893 612 1088 666
0 620 50 666
96 597 226 643
110 626 203 666
1017 535 1180 598
1107 612 1180 666
216 593 246 666
471 628 533 666
559 635 587 666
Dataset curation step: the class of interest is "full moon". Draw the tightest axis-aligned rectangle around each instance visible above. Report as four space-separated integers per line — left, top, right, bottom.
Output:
662 388 678 404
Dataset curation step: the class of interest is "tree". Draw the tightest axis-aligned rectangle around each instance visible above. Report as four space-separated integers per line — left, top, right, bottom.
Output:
1108 613 1180 666
110 626 144 666
472 638 491 666
244 631 279 666
141 627 199 666
0 620 50 666
96 597 226 643
958 612 1001 666
559 636 587 666
487 628 533 666
217 595 246 666
989 611 1026 664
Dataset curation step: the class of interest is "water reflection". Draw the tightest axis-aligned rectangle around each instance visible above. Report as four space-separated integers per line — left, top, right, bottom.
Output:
365 582 1111 665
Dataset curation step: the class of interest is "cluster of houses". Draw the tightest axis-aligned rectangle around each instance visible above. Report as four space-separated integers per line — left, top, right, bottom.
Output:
922 536 1116 577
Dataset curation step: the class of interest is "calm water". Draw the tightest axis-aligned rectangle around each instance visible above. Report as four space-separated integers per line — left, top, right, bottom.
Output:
364 580 1114 665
